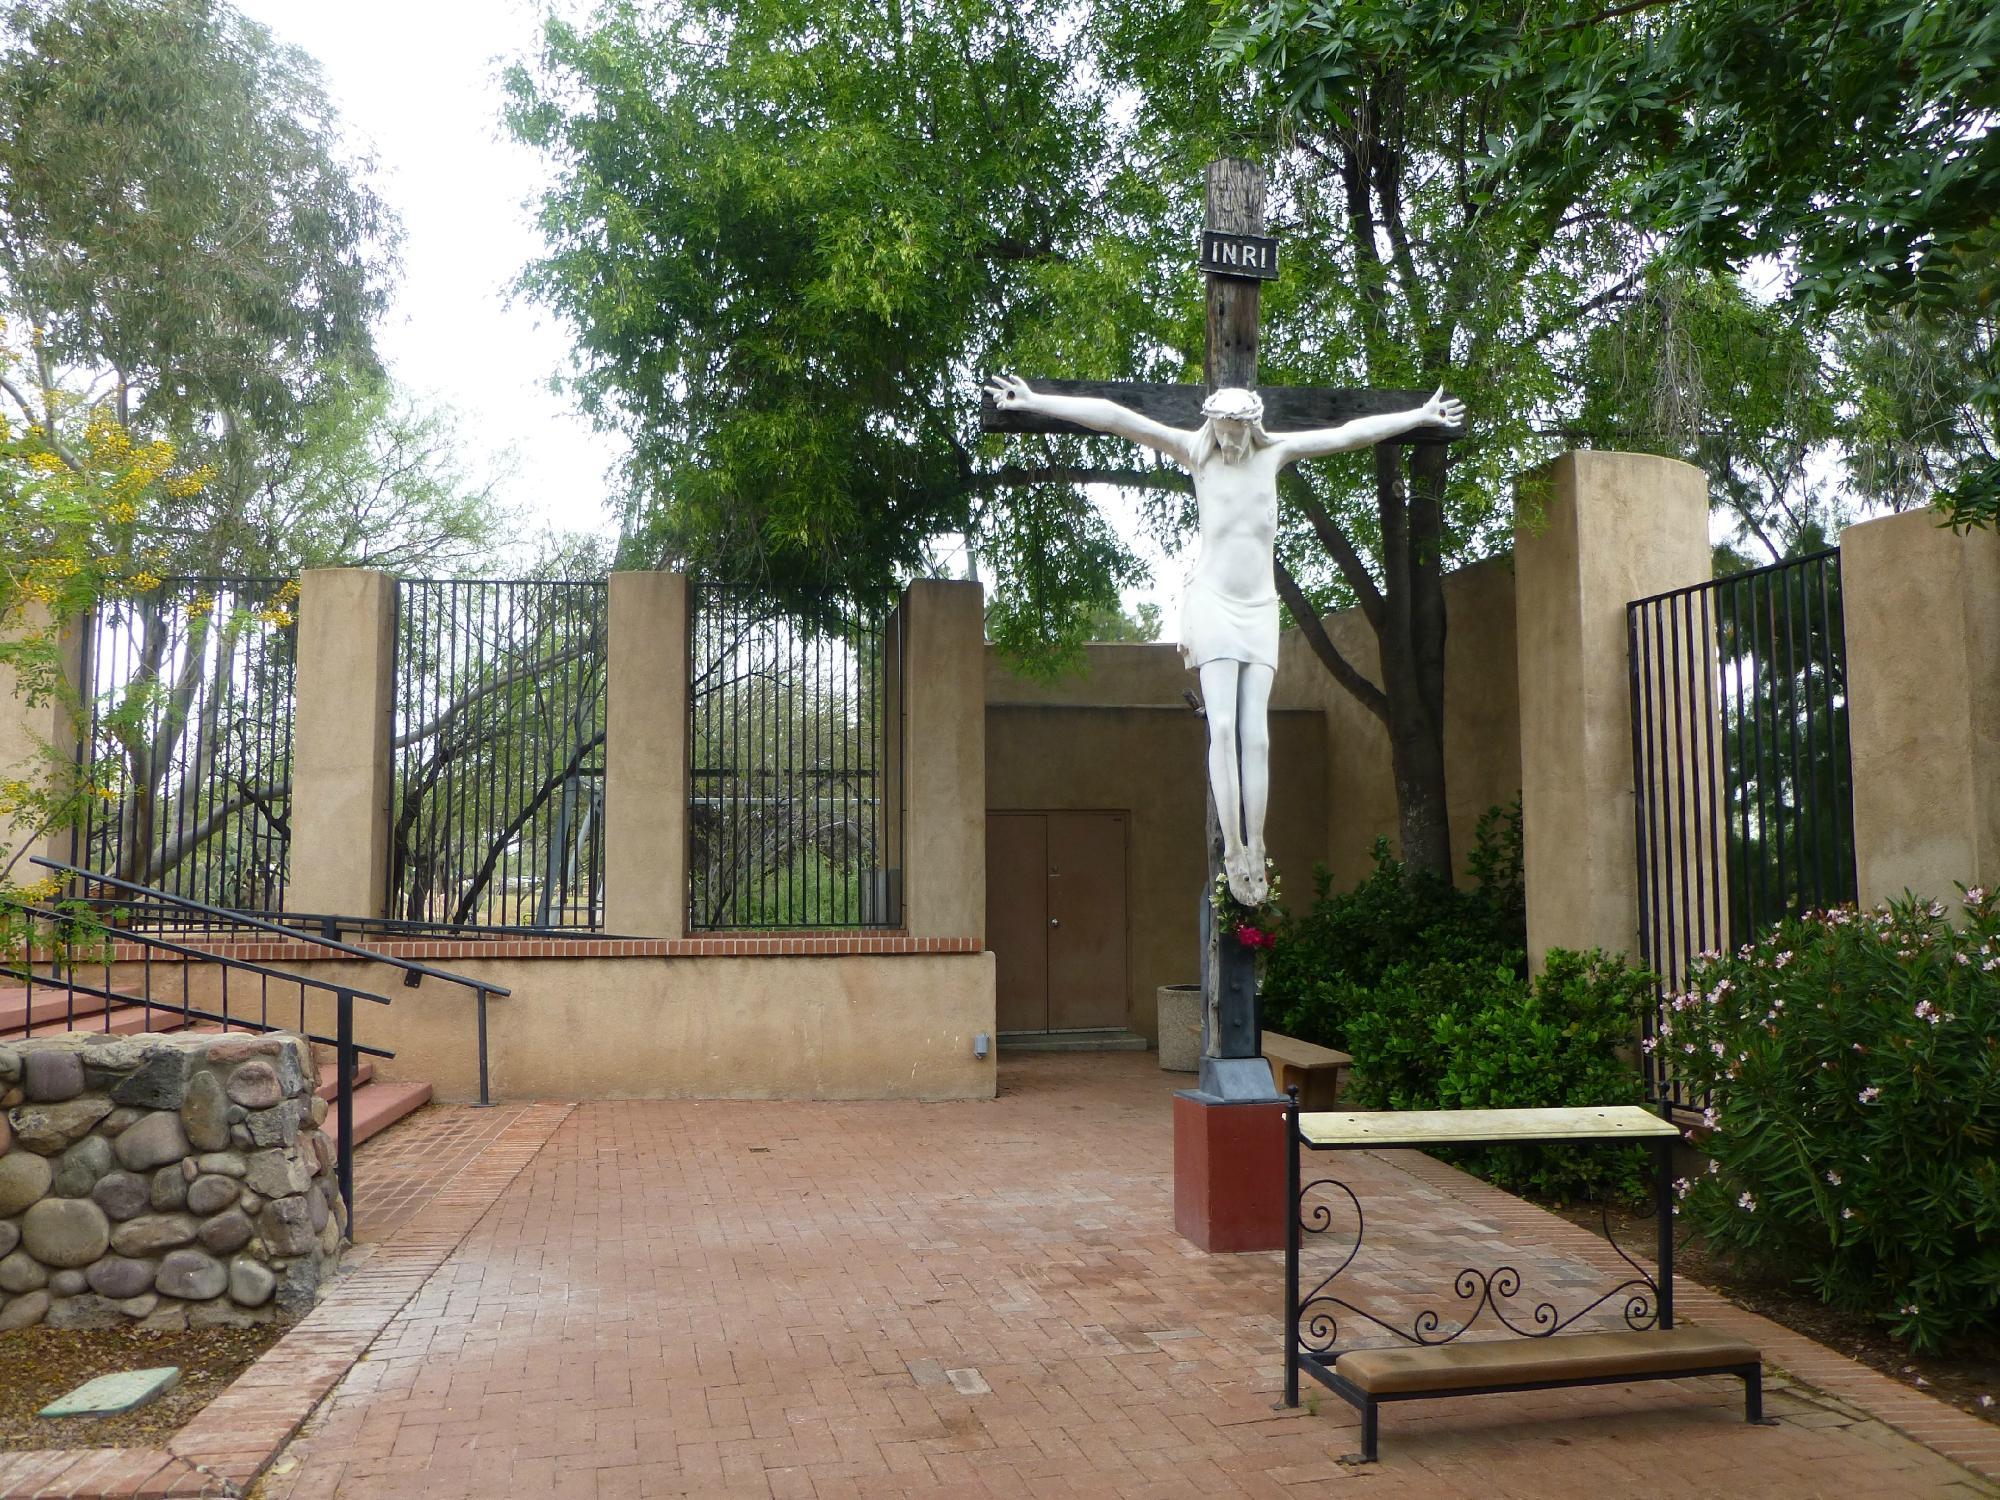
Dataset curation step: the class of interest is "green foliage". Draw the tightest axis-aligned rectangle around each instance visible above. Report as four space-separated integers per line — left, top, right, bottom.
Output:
1667 891 2000 1354
1575 268 1844 558
1263 804 1649 1199
0 0 394 433
1337 950 1653 1201
504 0 1146 658
1218 0 2000 534
1077 600 1163 644
1262 802 1526 1046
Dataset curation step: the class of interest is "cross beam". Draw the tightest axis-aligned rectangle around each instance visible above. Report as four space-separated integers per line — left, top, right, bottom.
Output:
980 380 1465 442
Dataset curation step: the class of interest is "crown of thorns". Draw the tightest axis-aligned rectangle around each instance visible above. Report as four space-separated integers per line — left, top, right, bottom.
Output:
1200 388 1264 422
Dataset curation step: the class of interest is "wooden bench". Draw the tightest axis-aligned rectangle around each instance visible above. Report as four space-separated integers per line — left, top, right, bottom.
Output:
1261 1030 1350 1110
1286 1105 1766 1462
1332 1328 1764 1461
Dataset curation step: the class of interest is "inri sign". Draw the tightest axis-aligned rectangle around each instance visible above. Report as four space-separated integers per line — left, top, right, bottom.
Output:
1198 230 1279 280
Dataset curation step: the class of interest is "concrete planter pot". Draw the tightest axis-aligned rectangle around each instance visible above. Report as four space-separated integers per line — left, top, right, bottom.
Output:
1157 984 1202 1072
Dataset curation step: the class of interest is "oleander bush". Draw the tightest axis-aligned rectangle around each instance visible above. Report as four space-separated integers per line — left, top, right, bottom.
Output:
1666 889 2000 1353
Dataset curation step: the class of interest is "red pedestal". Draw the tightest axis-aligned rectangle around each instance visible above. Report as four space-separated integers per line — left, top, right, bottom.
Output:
1173 1091 1289 1252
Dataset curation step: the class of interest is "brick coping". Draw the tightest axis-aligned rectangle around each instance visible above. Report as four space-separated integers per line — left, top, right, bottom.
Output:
74 933 983 967
1383 1146 2000 1485
0 1103 575 1500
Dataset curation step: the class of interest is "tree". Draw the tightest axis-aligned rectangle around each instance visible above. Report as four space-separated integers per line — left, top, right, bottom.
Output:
504 0 1148 654
0 0 511 904
1569 267 1846 561
1467 0 2000 528
1113 0 1668 875
514 0 1685 879
0 323 212 885
0 0 395 439
170 366 504 580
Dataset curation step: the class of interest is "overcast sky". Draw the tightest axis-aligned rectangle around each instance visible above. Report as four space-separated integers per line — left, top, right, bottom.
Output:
236 0 1183 620
236 0 624 557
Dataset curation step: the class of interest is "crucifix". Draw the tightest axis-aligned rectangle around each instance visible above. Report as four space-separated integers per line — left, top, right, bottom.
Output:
981 158 1466 1104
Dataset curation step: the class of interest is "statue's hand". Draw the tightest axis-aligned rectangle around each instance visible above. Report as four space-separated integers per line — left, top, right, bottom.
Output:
1420 384 1467 429
984 372 1038 410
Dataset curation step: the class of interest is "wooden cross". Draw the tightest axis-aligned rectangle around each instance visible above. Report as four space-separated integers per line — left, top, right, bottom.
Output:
979 158 1460 1098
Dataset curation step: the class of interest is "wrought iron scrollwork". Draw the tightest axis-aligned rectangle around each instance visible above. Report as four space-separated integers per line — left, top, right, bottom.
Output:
1293 1171 1659 1358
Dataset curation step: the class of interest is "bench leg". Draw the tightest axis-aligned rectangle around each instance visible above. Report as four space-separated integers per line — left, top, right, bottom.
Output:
1360 1399 1378 1462
1744 1365 1764 1425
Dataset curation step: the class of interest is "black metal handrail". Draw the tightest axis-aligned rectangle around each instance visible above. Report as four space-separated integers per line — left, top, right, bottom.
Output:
56 898 640 944
1 892 395 1223
34 855 508 1104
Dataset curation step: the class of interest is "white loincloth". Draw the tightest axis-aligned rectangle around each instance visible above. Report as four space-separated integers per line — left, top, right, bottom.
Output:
1179 578 1279 670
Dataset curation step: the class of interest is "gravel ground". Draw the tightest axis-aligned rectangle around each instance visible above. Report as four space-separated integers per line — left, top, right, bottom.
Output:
0 1323 283 1452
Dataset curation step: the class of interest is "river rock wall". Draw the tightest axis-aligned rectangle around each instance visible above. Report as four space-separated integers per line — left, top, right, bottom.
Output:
0 1030 345 1331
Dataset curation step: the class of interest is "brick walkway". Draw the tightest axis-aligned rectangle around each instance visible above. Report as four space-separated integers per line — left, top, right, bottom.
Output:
347 1103 537 1246
248 1055 1995 1499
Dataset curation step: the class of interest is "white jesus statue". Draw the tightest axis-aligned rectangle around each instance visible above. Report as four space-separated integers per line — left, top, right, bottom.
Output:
983 376 1468 906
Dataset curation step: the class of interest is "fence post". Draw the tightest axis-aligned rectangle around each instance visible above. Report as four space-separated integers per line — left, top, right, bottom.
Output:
897 579 986 942
1514 452 1709 972
288 570 397 919
604 571 689 938
0 605 84 878
1842 512 2000 908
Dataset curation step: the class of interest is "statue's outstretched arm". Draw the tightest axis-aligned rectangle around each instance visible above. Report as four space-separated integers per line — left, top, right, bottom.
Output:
1271 386 1467 465
984 374 1198 467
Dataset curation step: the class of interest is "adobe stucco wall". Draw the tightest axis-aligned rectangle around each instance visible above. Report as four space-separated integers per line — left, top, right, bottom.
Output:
1271 556 1524 890
108 951 997 1103
984 672 1325 1042
1843 511 2000 906
0 605 80 873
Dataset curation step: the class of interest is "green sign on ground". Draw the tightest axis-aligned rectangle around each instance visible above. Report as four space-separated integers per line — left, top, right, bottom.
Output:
38 1366 181 1418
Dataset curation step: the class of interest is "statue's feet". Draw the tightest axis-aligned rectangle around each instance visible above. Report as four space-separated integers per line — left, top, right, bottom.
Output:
1238 864 1270 906
1224 848 1267 908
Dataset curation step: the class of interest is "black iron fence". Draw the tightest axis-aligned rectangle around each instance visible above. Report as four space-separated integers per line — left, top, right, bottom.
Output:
390 578 608 930
687 587 902 930
67 577 298 911
1628 549 1857 1105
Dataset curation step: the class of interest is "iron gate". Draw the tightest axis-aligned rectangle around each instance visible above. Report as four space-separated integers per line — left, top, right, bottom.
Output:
1627 549 1857 1106
68 577 297 911
686 586 902 930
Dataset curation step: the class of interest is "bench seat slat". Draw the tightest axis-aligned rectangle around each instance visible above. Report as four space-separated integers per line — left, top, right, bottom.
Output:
1335 1329 1759 1396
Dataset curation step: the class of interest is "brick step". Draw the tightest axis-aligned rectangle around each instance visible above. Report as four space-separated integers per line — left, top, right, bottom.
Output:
322 1079 432 1149
14 1001 195 1041
0 983 148 1032
315 1058 375 1101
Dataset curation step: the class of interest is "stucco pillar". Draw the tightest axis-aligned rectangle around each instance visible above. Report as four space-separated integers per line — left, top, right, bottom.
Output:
1842 511 2000 907
604 571 688 938
0 605 83 877
1515 451 1710 970
898 579 985 941
287 569 396 917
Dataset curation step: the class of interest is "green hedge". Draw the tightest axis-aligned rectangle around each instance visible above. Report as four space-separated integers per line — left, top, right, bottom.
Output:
1262 806 1654 1201
1667 890 2000 1353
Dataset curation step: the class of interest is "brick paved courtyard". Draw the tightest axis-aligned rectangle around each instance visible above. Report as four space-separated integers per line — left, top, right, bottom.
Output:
250 1055 1997 1499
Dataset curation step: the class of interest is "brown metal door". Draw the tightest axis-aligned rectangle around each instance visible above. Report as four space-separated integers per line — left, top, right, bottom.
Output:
986 813 1049 1032
1046 812 1127 1030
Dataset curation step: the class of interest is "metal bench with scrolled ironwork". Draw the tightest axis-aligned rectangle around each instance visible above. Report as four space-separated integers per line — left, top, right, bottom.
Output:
1283 1100 1766 1462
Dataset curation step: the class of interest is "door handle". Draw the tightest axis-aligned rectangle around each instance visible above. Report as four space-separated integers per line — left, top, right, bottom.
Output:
1048 918 1060 928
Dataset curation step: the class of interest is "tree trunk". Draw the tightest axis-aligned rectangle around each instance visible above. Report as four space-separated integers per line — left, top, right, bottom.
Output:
1371 442 1454 879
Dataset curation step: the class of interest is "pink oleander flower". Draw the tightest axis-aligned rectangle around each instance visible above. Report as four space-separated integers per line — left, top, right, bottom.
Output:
1859 1086 1881 1104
